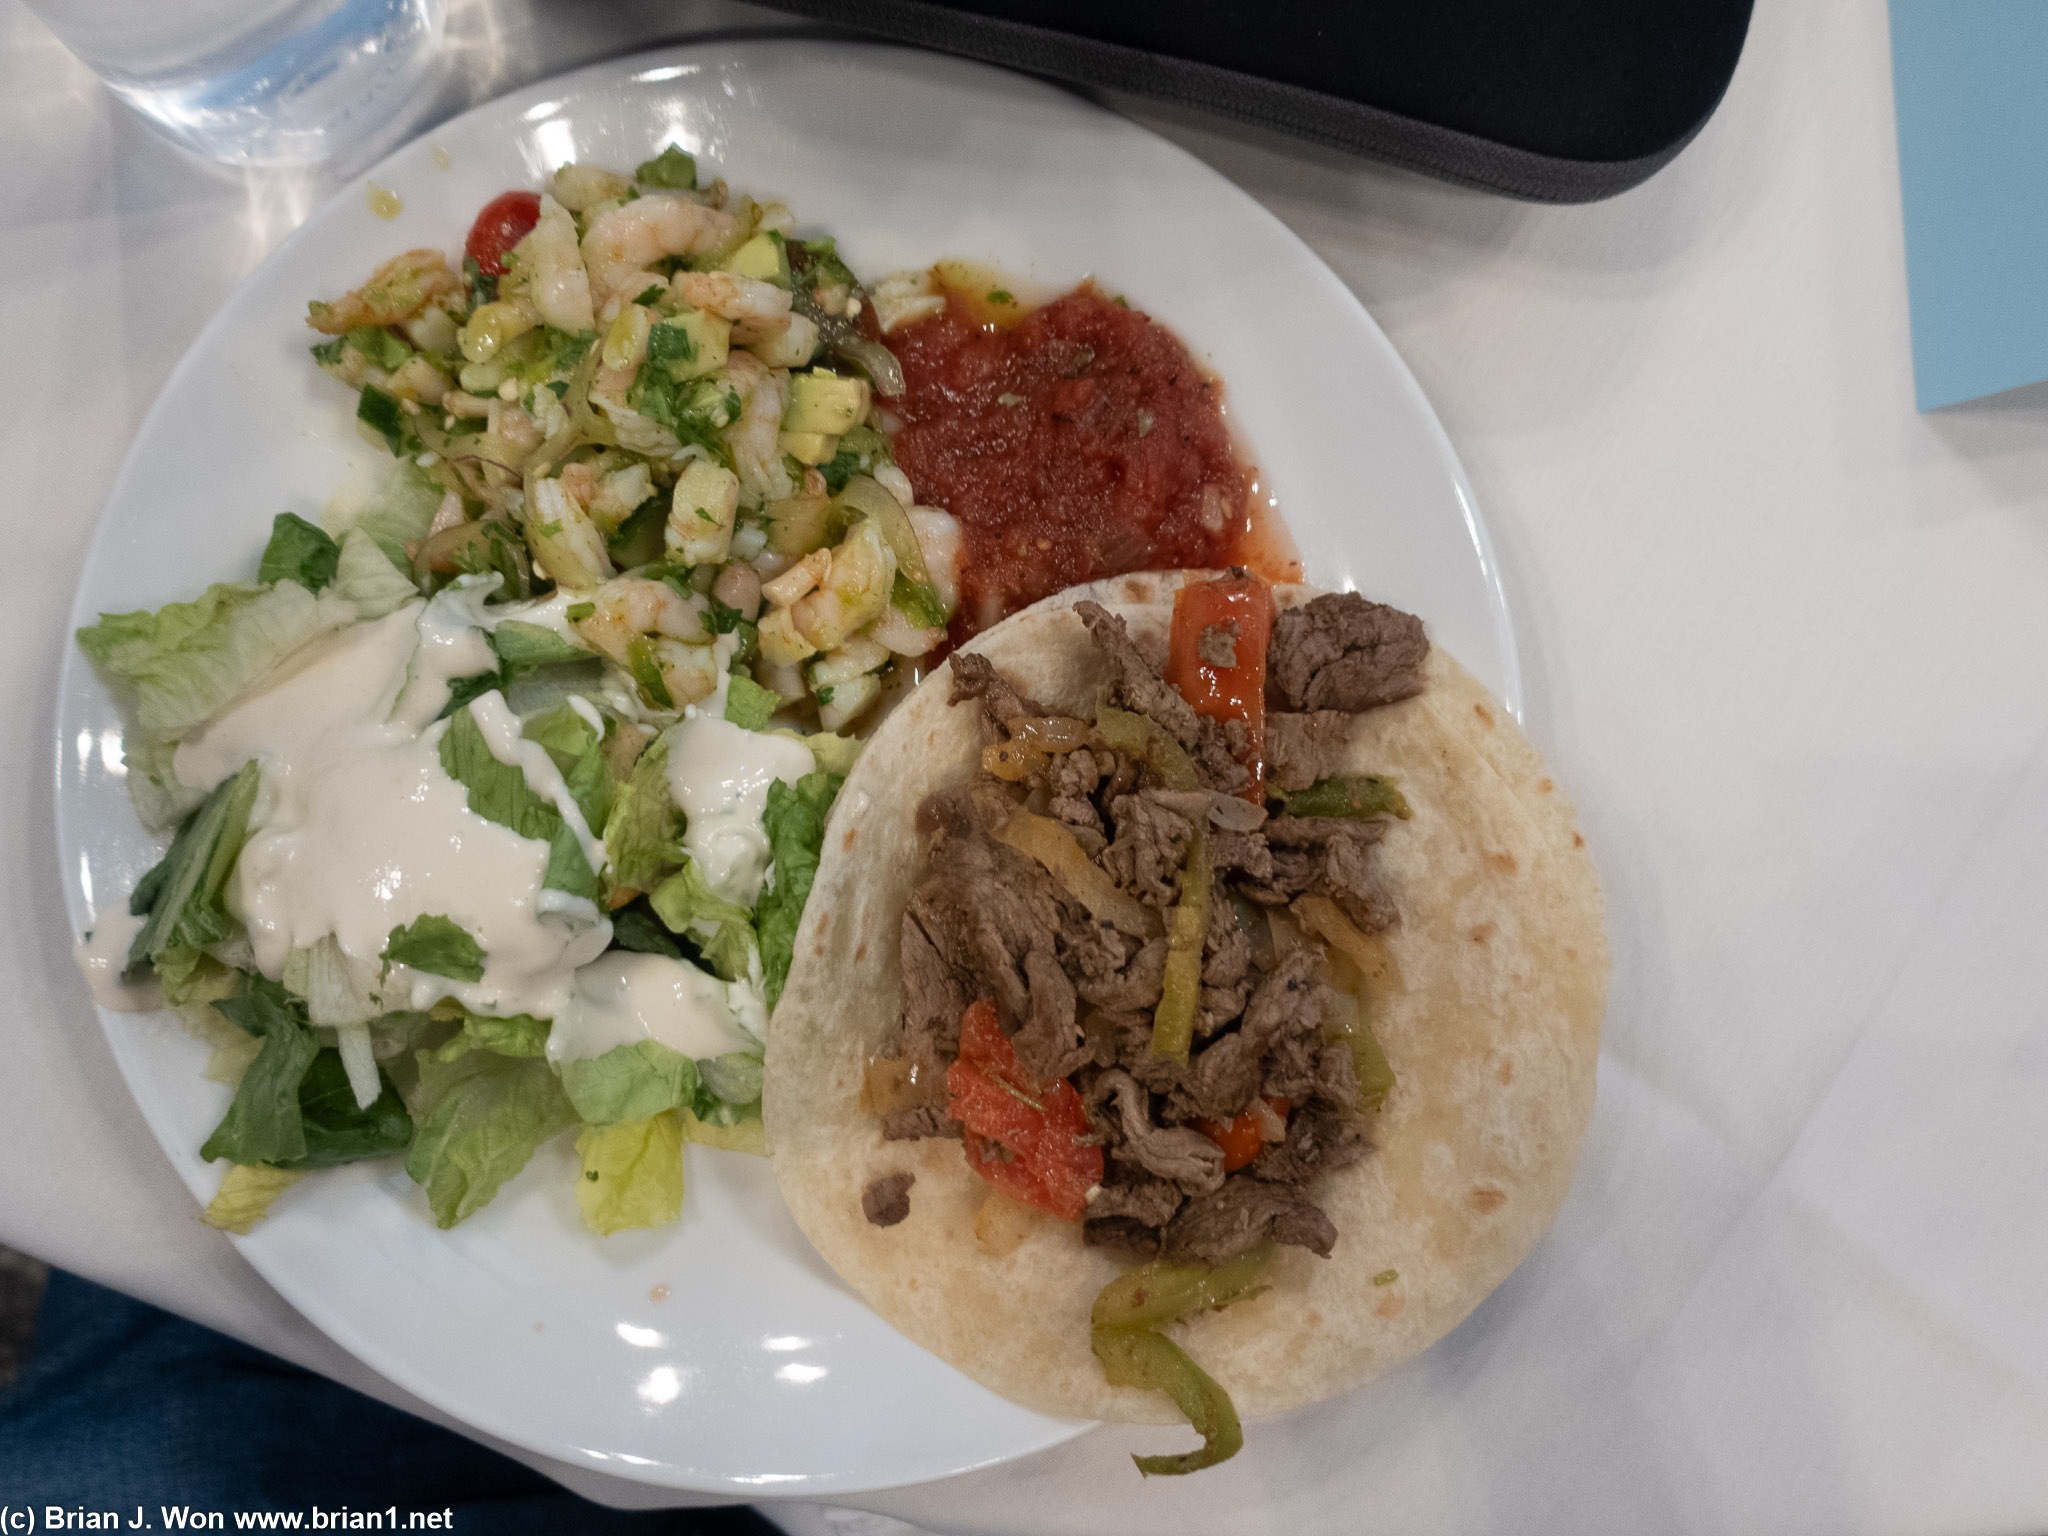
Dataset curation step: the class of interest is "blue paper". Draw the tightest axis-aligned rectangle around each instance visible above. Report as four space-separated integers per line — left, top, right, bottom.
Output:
1890 1 2048 409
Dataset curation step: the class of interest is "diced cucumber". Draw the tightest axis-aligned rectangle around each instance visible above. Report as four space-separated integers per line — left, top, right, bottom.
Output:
783 370 871 436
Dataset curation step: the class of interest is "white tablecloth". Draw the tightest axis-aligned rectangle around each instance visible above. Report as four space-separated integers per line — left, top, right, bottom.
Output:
5 0 2045 1530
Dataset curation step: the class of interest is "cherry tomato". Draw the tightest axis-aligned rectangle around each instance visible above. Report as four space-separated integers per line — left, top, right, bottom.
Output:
947 1000 1103 1221
464 190 542 277
1165 570 1274 799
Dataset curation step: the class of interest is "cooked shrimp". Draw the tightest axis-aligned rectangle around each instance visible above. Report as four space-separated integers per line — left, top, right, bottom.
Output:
719 351 795 504
575 576 711 661
520 196 595 334
581 193 736 319
671 271 793 345
526 476 613 591
307 249 463 334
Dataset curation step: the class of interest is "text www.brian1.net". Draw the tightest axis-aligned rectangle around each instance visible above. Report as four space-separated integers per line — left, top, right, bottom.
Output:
3 1509 455 1532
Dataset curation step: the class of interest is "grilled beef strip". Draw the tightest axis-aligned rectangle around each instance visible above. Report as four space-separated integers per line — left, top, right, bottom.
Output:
1267 592 1428 713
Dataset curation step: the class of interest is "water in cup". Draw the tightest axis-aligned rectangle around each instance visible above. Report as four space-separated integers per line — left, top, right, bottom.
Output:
26 0 446 166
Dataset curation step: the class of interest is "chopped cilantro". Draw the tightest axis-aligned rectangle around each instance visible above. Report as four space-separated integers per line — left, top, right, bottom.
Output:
987 289 1013 304
565 601 595 622
310 337 346 366
634 283 668 307
464 255 497 309
813 684 835 707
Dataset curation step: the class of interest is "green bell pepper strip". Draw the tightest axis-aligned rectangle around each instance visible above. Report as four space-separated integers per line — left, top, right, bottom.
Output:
1281 773 1411 821
1149 824 1210 1064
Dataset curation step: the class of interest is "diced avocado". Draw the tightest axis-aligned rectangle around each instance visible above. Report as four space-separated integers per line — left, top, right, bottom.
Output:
645 309 729 382
764 495 837 556
722 231 791 289
778 430 838 466
783 370 871 436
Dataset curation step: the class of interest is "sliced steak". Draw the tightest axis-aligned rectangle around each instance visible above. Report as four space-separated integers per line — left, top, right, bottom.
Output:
1163 1176 1338 1263
1180 948 1327 1121
950 651 1054 742
879 1102 957 1141
1083 1216 1162 1257
907 790 1076 1028
1210 829 1275 883
1087 1168 1186 1228
1012 946 1089 1084
1253 1099 1369 1187
1268 593 1428 713
1103 793 1195 906
1240 816 1399 932
1266 710 1357 793
861 1172 916 1226
1076 600 1248 794
1092 1069 1227 1194
1075 936 1167 1014
1044 747 1105 839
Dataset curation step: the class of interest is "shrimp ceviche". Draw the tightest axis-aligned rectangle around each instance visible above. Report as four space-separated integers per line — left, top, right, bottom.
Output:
73 144 962 1238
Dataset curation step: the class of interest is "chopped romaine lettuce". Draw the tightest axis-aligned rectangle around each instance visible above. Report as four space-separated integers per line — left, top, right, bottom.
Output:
201 1165 304 1234
650 858 755 983
755 770 843 1009
604 728 681 896
406 1048 576 1227
723 674 781 730
382 914 487 983
558 1039 696 1127
574 1112 684 1234
126 761 260 981
77 580 354 739
330 526 421 618
258 513 341 593
438 705 600 902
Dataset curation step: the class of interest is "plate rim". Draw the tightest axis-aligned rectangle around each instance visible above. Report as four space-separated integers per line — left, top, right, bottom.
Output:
53 34 1520 1495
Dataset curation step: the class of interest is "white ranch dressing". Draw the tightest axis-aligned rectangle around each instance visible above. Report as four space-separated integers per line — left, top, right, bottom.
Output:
169 600 611 1020
73 904 160 1013
665 636 814 907
544 951 758 1065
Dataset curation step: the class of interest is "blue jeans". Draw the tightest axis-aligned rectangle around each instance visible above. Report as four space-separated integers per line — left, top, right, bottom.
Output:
0 1271 776 1533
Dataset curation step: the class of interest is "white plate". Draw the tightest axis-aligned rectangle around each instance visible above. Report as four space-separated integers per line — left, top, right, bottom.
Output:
53 40 1518 1495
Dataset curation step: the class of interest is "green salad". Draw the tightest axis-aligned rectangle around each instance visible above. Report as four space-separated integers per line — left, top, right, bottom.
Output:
74 146 962 1237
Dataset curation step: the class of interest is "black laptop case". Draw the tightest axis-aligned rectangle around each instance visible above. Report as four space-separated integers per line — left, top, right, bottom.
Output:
753 0 1754 202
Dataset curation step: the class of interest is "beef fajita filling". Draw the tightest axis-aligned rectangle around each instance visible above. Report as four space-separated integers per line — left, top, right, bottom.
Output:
865 578 1427 1268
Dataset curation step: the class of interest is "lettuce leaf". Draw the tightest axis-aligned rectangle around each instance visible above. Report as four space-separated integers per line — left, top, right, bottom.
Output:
723 674 781 731
199 980 320 1166
606 900 682 960
755 770 843 1009
290 1050 413 1170
697 1050 763 1110
198 979 413 1170
680 1106 766 1155
522 700 615 833
331 526 422 619
438 704 600 901
127 761 260 980
425 1006 550 1063
78 579 355 739
201 1165 305 1234
324 459 443 569
603 728 681 896
381 913 487 982
405 1049 576 1227
558 1040 696 1127
258 513 341 593
649 857 756 982
574 1112 684 1234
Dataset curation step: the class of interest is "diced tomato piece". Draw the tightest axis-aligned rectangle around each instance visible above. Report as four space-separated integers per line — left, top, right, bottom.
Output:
465 190 542 277
947 1000 1103 1221
1196 1096 1289 1172
1165 570 1274 799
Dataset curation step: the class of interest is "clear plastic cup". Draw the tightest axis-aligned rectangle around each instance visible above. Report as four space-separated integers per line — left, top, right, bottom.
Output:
24 0 446 167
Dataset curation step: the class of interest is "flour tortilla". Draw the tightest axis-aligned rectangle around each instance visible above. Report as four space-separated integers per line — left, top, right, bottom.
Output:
765 572 1608 1423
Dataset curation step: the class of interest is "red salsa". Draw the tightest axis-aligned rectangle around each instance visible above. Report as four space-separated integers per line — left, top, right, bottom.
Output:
889 284 1293 641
